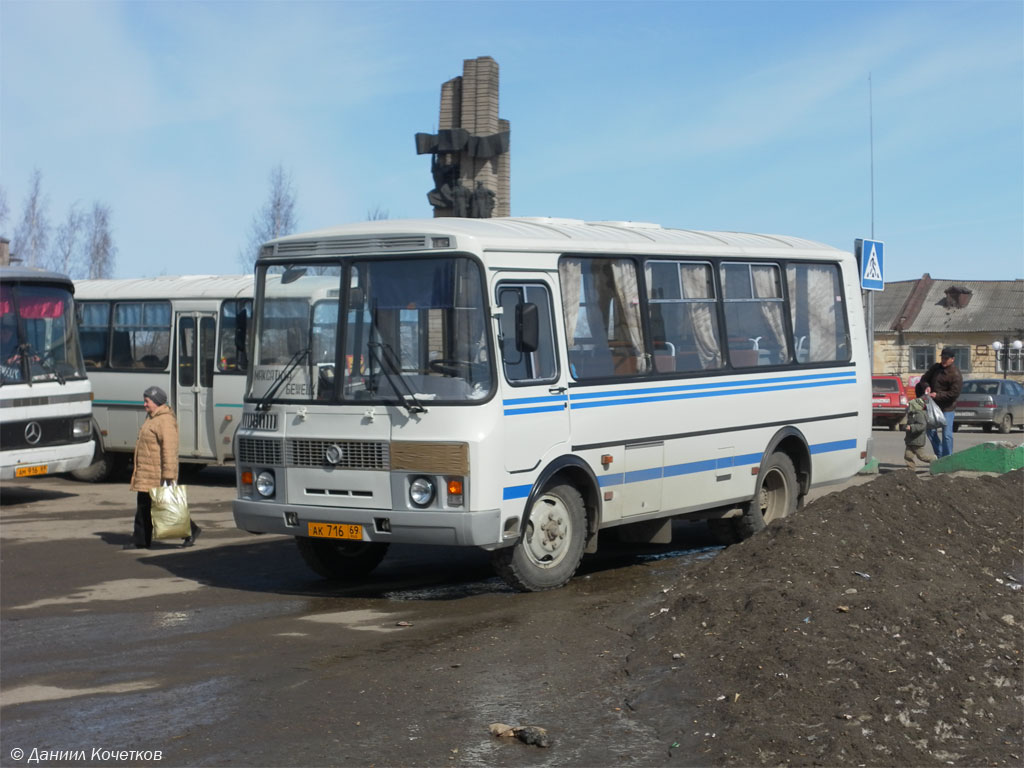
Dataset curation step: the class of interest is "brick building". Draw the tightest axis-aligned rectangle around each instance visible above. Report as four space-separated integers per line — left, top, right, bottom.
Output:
871 275 1024 383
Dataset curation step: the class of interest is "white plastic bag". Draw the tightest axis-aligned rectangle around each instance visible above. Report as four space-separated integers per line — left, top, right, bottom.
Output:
924 397 947 429
149 484 191 539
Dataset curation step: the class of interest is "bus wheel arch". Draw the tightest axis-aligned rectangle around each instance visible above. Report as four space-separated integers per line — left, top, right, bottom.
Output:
492 456 599 592
762 428 811 506
70 433 126 483
708 430 807 545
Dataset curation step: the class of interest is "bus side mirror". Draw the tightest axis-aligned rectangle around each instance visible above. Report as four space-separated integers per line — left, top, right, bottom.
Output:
516 303 539 354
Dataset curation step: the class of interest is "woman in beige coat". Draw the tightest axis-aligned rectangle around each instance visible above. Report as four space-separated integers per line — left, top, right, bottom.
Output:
124 386 201 549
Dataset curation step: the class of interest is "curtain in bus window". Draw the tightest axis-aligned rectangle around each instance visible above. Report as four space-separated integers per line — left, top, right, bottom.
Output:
610 260 647 373
752 265 789 364
558 259 582 345
680 264 722 369
806 266 838 361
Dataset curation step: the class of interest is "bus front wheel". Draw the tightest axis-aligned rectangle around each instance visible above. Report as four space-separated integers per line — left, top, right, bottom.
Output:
70 444 123 483
491 482 587 592
708 453 798 544
295 537 389 581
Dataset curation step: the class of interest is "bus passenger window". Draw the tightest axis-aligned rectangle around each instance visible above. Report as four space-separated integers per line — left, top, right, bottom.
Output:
721 263 790 368
77 301 111 368
112 301 171 370
645 261 722 372
560 256 647 379
786 263 849 363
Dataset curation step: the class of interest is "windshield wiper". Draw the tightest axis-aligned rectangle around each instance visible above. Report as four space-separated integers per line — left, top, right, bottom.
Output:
366 342 426 415
21 343 66 385
256 346 310 411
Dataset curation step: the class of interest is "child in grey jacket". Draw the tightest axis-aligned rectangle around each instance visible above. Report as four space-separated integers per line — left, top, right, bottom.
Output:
905 382 935 469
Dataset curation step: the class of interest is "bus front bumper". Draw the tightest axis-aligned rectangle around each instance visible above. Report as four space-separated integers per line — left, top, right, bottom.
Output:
1 440 95 481
233 497 504 549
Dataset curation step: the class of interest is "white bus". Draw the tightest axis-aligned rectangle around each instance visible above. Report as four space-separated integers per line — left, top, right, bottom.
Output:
0 266 94 480
72 275 253 481
232 218 871 591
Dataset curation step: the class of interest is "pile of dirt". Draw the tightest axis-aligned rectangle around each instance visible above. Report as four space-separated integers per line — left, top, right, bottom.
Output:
623 470 1023 766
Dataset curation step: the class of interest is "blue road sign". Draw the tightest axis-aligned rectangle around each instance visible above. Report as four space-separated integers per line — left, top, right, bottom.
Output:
857 239 884 291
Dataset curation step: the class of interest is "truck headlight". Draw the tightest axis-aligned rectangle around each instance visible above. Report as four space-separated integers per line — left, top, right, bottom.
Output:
255 470 276 497
409 476 435 507
73 418 91 438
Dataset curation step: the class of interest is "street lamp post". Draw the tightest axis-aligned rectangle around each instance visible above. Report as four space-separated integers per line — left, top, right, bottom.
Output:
992 338 1024 379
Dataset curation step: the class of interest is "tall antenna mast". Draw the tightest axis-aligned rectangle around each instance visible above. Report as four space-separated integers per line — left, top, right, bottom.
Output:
869 73 875 239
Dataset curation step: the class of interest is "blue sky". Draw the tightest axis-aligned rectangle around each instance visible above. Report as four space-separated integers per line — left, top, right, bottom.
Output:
2 0 1021 283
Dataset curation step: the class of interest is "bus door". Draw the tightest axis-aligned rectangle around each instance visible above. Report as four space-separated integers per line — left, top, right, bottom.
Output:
495 277 570 472
175 312 217 458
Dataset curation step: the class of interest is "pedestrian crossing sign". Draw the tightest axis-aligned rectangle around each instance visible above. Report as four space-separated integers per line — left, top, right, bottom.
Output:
856 239 884 291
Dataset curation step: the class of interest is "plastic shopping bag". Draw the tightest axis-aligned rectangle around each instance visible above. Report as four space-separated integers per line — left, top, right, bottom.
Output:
924 397 947 430
150 484 191 540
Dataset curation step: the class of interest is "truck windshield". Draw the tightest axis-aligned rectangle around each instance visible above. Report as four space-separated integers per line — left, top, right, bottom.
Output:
249 256 492 405
0 282 87 385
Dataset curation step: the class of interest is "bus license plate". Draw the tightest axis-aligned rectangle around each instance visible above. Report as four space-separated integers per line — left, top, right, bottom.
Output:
308 522 362 540
15 464 47 478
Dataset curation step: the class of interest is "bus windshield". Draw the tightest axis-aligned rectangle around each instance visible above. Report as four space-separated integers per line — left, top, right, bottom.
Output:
0 282 87 385
249 256 492 406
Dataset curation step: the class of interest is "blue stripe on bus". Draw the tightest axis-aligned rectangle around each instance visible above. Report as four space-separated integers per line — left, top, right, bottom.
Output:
503 393 568 416
568 371 855 401
569 376 856 410
501 439 857 498
504 404 567 415
503 484 532 500
809 438 858 454
504 394 568 406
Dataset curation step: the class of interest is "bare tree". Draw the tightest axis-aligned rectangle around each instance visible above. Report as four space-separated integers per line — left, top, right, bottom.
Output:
367 205 390 221
52 203 86 277
12 169 50 267
84 203 116 279
241 164 298 271
0 185 9 236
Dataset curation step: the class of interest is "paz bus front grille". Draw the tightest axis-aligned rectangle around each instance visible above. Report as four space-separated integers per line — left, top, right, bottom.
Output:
288 439 390 470
236 436 389 471
237 437 283 465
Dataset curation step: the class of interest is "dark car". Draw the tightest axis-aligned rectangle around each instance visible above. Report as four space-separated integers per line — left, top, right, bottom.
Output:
954 379 1024 433
871 375 908 430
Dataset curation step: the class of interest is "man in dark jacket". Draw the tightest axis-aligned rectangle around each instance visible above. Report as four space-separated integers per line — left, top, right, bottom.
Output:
920 347 963 458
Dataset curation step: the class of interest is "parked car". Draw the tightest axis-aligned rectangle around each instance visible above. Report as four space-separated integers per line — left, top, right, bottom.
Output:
954 379 1024 433
871 375 908 430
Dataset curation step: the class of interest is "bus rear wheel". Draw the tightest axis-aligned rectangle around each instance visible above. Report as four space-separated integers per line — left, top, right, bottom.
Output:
708 453 798 544
295 537 389 581
491 482 587 592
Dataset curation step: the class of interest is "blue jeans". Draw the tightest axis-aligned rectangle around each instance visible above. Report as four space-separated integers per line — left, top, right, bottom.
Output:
928 411 955 458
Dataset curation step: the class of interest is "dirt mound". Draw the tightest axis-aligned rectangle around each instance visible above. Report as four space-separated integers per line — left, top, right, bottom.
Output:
624 470 1023 766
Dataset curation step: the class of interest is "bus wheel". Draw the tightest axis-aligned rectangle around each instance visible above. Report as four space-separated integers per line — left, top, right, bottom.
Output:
295 537 389 581
491 482 586 592
70 445 118 483
708 453 798 544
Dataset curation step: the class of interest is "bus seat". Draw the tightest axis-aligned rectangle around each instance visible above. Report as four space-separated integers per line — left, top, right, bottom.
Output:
110 330 133 368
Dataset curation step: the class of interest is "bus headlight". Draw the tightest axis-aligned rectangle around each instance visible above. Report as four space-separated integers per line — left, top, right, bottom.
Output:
255 470 276 497
73 418 91 438
409 476 435 507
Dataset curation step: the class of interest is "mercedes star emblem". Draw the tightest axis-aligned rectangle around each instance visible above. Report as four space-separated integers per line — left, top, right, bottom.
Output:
24 421 42 445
